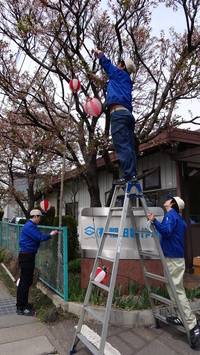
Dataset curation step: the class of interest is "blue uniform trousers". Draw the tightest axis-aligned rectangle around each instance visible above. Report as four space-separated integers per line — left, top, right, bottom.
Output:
110 109 137 180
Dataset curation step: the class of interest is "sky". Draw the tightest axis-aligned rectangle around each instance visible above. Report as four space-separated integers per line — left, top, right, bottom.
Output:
151 3 186 36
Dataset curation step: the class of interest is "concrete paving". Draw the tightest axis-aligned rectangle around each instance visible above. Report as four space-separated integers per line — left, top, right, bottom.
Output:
0 280 58 355
0 279 200 355
47 317 200 355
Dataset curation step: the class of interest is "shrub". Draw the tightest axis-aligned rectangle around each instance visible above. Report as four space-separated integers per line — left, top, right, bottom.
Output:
0 249 7 262
53 215 79 262
18 218 27 224
68 258 81 273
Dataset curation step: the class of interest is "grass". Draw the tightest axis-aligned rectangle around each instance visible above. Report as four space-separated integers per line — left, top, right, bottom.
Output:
68 273 86 303
186 287 200 300
68 272 165 310
68 270 200 311
0 249 7 262
0 263 16 297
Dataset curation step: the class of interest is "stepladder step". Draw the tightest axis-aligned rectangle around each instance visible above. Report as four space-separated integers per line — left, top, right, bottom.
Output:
149 292 176 307
75 324 121 355
84 305 105 323
144 271 168 283
91 280 110 292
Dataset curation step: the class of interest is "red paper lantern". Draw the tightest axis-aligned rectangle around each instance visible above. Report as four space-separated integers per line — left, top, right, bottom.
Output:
40 200 51 213
94 267 107 284
84 97 102 117
69 78 81 93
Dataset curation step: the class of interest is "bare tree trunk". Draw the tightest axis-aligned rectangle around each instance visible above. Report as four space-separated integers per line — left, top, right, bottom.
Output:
84 153 102 207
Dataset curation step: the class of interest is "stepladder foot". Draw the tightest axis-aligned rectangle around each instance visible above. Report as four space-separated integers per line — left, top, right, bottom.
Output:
190 339 200 350
190 344 196 350
70 349 77 354
156 320 161 329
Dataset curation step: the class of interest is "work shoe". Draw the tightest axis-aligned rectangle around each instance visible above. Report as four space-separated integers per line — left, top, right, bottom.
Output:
16 308 24 315
113 177 126 185
113 176 137 185
25 302 34 310
166 315 183 326
17 308 35 316
190 323 200 346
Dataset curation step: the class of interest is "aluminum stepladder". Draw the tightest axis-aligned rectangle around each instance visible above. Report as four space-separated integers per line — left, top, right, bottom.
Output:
70 180 138 354
70 180 191 354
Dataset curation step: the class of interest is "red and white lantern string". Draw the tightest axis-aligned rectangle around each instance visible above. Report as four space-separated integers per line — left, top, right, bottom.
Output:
84 97 102 117
69 78 81 93
40 200 51 213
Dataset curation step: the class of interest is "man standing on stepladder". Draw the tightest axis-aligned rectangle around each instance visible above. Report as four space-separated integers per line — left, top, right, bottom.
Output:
147 196 200 348
92 49 137 185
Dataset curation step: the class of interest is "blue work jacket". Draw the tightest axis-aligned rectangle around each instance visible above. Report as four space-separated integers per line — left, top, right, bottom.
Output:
19 219 51 254
99 55 133 112
154 209 187 258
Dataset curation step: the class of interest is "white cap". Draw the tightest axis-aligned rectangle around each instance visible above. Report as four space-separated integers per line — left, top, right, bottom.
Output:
167 195 185 211
173 196 185 211
125 58 136 74
30 209 44 217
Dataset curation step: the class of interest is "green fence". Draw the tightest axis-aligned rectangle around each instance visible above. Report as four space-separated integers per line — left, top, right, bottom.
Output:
0 222 68 301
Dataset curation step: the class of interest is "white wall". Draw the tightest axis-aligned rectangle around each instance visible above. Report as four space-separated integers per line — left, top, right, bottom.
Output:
138 152 177 190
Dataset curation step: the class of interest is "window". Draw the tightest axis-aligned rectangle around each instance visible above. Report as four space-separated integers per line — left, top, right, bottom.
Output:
143 167 161 191
143 189 177 209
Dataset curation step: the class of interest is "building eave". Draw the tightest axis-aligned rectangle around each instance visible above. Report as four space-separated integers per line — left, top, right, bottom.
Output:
139 127 200 155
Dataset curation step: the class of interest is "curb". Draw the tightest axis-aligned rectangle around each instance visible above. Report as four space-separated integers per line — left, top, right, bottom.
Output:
37 281 200 328
37 280 155 327
1 263 16 282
